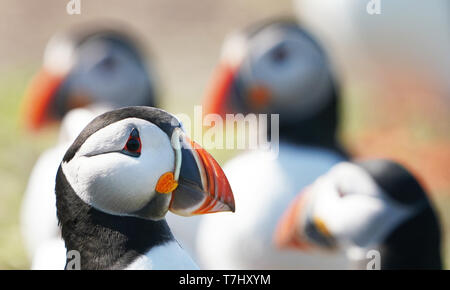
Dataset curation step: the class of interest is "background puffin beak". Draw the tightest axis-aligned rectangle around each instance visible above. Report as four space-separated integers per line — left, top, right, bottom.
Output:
169 135 235 216
21 69 65 131
274 190 314 251
203 62 237 117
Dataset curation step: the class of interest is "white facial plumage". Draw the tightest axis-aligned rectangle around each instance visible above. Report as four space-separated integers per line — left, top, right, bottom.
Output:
66 38 151 107
236 25 333 118
303 162 415 249
61 118 175 216
42 32 152 111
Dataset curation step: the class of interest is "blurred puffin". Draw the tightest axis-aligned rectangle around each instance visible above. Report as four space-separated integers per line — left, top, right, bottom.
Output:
20 24 159 269
21 23 157 131
55 106 235 269
195 19 350 269
275 159 442 269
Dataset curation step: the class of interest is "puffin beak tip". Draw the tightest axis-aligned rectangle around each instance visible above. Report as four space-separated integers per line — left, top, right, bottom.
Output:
168 133 235 217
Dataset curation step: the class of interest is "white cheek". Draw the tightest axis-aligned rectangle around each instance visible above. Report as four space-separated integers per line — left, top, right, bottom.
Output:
90 155 153 213
81 58 148 106
64 146 174 215
270 60 331 112
311 164 413 248
333 196 410 248
245 36 332 118
324 196 386 245
62 119 175 216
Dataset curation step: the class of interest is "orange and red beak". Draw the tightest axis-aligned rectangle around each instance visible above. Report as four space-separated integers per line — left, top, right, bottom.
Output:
274 190 314 251
203 61 272 117
275 188 337 251
21 69 66 131
168 133 235 216
203 63 237 117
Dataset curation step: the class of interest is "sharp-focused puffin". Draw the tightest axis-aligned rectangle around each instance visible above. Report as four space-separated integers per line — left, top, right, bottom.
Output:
55 106 235 270
195 19 350 269
20 24 159 269
275 159 442 269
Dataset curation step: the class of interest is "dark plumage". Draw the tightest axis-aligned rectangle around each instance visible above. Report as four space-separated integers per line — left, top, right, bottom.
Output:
56 166 174 270
358 159 442 269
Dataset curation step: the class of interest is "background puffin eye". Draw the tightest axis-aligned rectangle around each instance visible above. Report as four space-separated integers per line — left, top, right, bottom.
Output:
122 128 141 157
271 45 288 63
96 55 117 72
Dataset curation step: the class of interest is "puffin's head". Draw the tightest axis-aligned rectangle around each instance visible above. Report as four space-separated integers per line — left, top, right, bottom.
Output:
58 106 235 220
274 160 440 257
22 24 157 131
204 19 335 124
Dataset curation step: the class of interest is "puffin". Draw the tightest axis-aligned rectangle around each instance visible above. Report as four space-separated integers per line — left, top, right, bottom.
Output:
194 19 350 269
275 159 442 270
20 24 159 269
55 106 235 270
21 23 158 131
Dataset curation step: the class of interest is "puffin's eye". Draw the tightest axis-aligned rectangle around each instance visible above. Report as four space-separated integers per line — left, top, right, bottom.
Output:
122 128 141 157
271 45 288 63
98 55 117 72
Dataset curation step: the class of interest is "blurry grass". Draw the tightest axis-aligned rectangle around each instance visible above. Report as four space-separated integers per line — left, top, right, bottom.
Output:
0 71 58 269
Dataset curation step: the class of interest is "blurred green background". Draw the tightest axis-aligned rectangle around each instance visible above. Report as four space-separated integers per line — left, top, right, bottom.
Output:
0 0 448 269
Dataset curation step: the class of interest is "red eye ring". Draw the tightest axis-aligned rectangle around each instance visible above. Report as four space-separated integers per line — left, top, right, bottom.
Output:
122 128 141 157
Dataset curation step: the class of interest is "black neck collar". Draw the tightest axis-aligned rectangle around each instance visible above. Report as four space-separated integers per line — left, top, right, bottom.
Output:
55 166 174 270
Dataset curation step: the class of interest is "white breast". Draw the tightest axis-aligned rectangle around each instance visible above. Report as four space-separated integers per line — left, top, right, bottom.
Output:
125 241 199 270
196 142 350 269
165 213 202 261
31 238 67 270
21 145 68 260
